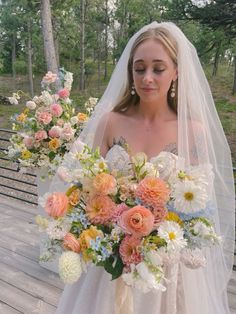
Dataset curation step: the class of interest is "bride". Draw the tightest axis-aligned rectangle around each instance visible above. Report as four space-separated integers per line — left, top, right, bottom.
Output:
55 22 234 314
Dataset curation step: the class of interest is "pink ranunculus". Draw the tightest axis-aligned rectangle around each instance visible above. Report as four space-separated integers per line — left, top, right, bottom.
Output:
119 205 154 237
153 206 168 225
37 111 52 125
23 136 34 148
112 203 129 223
119 235 142 266
42 71 58 84
45 192 69 218
63 233 81 253
34 130 48 142
61 123 75 141
50 103 63 117
58 88 70 99
57 118 65 127
49 126 62 138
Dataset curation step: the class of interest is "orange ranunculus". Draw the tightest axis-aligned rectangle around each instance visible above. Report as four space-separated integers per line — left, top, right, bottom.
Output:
93 173 117 195
68 189 80 206
120 205 154 237
135 177 170 208
86 194 115 225
48 138 60 151
63 233 81 253
77 112 88 122
78 226 103 261
45 192 69 218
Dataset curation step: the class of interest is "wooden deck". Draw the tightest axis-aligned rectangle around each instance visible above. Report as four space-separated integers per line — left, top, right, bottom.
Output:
0 196 235 314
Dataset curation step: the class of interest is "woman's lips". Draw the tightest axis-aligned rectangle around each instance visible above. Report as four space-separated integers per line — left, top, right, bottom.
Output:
142 88 155 92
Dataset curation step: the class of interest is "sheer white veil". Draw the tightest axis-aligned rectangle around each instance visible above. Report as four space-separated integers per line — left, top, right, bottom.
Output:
50 21 235 309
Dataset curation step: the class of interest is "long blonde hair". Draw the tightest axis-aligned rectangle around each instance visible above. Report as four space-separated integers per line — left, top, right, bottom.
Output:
113 27 178 113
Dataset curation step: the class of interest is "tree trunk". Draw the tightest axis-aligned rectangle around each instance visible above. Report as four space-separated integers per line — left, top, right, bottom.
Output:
212 42 221 77
40 0 58 74
12 33 16 88
104 0 108 80
233 55 236 95
79 0 85 90
27 21 34 97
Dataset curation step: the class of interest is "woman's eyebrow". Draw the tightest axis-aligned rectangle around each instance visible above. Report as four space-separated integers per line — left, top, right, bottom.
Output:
133 59 166 64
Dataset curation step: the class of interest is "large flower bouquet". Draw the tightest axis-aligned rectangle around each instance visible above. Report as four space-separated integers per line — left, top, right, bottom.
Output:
6 70 97 176
37 141 220 292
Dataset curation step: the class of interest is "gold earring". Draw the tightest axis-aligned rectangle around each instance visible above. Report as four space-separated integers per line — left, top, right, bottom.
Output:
131 84 136 95
170 81 176 98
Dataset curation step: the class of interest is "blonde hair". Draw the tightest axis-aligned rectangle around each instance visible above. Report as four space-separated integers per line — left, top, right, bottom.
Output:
113 27 178 113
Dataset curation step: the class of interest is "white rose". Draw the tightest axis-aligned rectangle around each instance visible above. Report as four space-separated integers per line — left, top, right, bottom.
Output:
26 100 36 110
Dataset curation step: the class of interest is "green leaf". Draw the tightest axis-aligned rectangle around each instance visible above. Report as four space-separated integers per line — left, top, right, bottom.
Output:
104 254 124 280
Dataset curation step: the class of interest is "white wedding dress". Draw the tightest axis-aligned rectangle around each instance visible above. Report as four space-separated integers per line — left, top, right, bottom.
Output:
56 145 231 314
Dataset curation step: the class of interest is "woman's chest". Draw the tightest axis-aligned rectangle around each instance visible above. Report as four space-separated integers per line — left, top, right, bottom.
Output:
108 119 178 158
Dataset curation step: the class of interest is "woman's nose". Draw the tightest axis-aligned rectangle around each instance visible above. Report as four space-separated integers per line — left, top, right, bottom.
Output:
143 70 153 84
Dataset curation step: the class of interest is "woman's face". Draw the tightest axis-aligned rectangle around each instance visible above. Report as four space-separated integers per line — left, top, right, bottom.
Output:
132 39 177 105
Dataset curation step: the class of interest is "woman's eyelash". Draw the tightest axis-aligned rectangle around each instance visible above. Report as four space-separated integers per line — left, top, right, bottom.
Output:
134 69 165 73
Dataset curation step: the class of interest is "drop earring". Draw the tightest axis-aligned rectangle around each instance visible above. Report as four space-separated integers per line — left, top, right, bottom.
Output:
131 84 136 95
170 81 176 98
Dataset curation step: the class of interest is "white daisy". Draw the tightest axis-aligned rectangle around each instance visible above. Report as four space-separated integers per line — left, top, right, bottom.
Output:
172 180 208 213
158 220 187 251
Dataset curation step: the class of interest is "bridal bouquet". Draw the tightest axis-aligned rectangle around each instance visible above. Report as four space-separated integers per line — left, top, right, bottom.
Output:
6 70 97 176
36 141 220 293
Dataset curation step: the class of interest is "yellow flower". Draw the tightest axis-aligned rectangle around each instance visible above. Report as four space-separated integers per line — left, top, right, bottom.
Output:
166 211 183 226
21 150 32 159
16 113 27 122
35 215 48 229
78 226 103 261
77 112 88 122
49 138 60 151
23 108 29 115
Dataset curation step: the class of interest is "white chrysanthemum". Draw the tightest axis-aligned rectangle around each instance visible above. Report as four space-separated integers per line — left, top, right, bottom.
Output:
181 248 206 269
59 252 82 284
158 221 187 251
172 180 208 213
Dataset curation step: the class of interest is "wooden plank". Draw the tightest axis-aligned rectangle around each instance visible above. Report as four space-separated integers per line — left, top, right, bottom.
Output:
0 234 39 261
0 302 23 314
0 206 36 222
0 222 39 246
0 262 61 307
228 291 236 310
0 197 38 216
0 280 56 314
0 247 64 289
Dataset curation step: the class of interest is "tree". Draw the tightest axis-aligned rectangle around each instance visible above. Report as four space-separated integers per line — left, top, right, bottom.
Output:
40 0 58 74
